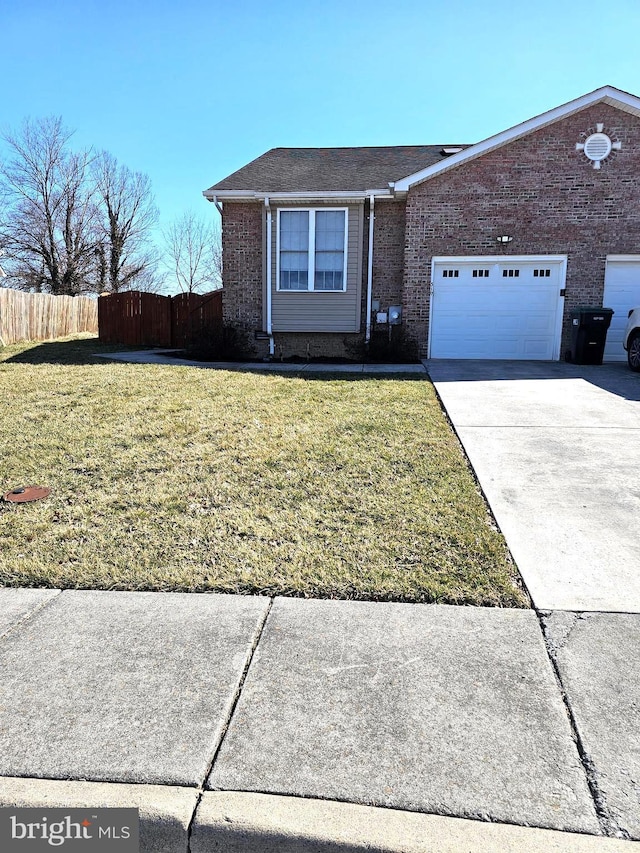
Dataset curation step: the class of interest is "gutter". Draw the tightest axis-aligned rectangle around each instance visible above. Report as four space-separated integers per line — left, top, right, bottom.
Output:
365 195 375 343
203 189 395 203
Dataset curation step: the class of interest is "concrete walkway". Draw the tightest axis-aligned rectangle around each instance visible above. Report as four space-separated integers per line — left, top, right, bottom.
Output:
95 349 427 373
1 358 639 851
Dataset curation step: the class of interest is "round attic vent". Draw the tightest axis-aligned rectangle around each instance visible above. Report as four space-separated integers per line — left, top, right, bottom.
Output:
576 124 621 169
583 132 612 163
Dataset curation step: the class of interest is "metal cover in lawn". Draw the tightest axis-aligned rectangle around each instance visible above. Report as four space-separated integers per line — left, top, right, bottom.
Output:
3 486 51 503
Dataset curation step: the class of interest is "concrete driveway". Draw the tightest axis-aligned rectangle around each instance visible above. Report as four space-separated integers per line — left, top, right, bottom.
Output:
427 361 640 613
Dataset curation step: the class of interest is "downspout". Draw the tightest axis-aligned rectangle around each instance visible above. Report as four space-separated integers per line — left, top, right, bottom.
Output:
265 198 275 357
365 194 375 343
212 195 223 216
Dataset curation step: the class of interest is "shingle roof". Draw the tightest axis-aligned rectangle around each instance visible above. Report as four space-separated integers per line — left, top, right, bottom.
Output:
206 146 471 193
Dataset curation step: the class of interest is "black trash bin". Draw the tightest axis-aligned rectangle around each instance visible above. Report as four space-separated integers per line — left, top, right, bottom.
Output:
566 306 614 365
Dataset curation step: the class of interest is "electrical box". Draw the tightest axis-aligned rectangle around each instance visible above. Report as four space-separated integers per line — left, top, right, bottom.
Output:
376 312 388 324
372 299 380 312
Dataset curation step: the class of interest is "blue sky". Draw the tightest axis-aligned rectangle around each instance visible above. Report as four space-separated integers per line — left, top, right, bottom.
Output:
2 0 639 237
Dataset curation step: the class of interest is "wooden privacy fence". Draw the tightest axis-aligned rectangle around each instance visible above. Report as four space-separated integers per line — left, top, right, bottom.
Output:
170 291 224 348
98 290 223 348
0 288 98 346
98 291 171 347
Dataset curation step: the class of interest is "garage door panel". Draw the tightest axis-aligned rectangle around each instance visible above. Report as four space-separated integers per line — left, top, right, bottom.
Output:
437 289 554 312
603 259 640 362
523 337 555 358
433 309 556 338
432 332 554 360
430 258 564 360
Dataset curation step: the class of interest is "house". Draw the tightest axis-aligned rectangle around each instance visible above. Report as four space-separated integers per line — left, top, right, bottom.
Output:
203 86 640 362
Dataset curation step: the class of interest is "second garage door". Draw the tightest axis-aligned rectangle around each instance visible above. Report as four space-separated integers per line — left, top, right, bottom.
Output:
603 256 640 362
429 256 566 360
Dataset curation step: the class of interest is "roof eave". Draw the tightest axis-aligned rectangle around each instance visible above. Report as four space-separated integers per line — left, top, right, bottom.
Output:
203 189 395 202
393 85 640 192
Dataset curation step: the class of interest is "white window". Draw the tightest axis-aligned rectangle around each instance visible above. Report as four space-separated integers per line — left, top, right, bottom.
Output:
277 208 348 292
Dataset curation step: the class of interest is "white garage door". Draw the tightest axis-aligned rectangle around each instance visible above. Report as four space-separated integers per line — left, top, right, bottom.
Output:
603 257 640 362
429 256 566 360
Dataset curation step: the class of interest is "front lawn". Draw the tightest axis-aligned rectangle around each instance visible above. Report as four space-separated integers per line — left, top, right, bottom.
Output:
0 337 528 606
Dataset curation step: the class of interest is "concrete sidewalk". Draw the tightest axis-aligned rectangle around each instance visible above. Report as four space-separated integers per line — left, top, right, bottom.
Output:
1 588 638 851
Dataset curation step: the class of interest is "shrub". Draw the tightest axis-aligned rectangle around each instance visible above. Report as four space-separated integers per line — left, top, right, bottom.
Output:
344 327 420 363
185 323 256 361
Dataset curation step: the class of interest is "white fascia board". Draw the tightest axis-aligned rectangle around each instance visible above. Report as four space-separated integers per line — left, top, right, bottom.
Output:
203 189 392 202
264 191 388 200
394 85 640 192
203 189 255 200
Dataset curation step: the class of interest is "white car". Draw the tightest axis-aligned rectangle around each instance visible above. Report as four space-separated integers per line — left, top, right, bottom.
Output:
624 308 640 372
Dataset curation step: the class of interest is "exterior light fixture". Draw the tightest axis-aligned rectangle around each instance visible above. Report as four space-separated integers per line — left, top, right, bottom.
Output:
496 235 513 244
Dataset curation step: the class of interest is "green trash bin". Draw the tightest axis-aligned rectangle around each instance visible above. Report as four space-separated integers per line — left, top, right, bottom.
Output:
566 306 614 365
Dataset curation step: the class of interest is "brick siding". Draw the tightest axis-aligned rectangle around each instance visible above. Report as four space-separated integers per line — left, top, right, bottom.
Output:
359 199 406 330
270 332 360 360
221 202 263 333
402 103 640 357
372 200 406 313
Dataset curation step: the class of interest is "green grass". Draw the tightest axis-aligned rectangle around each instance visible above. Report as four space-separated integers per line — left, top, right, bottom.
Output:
0 336 528 607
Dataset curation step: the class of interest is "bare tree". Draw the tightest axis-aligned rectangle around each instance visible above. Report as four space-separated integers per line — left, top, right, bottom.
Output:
92 151 160 293
0 117 96 295
162 211 221 294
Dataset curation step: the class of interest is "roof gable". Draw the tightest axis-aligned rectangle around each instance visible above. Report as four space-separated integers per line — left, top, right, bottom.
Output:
393 85 640 192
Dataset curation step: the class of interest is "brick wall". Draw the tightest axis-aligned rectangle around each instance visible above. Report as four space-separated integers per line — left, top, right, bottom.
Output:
221 202 263 334
372 200 406 313
359 199 406 332
271 332 360 360
402 103 640 356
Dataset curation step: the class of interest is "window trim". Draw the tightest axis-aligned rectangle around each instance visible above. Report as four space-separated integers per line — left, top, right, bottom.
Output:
276 207 348 293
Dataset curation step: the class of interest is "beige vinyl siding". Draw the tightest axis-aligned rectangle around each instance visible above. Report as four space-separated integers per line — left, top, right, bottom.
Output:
271 203 364 332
